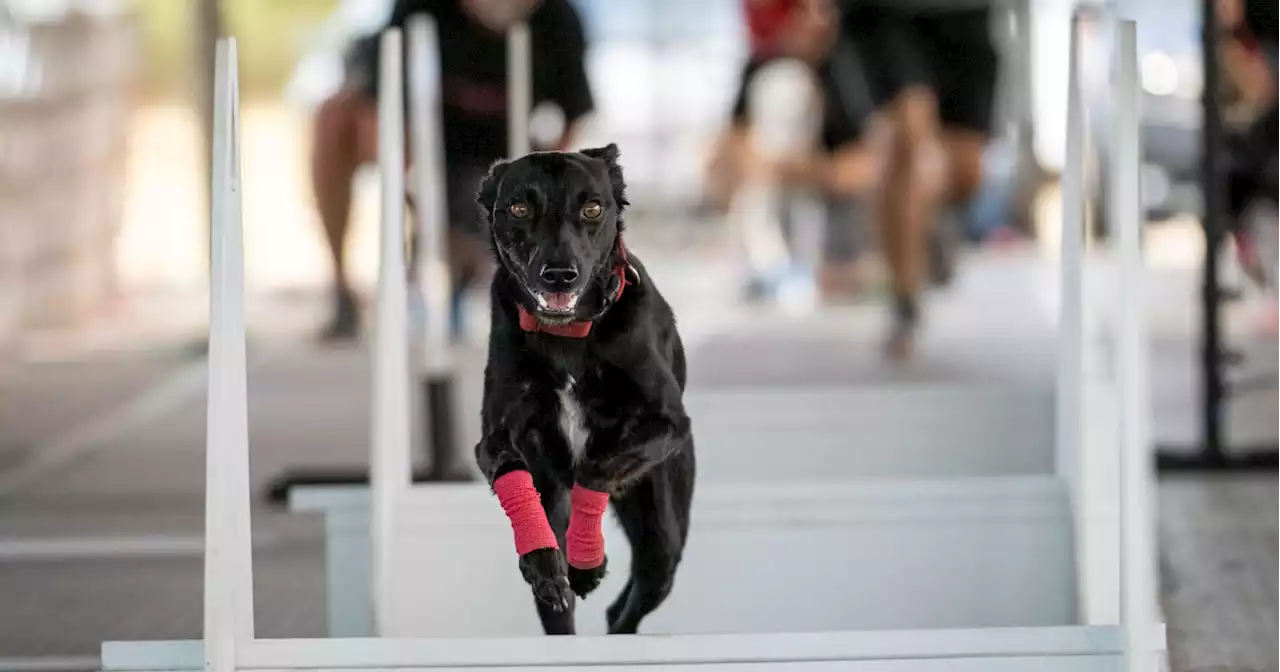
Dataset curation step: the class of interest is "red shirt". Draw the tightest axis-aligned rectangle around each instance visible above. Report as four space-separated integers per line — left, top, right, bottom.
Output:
743 0 801 58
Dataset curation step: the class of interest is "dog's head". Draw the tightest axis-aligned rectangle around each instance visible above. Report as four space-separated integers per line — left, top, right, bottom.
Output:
477 144 629 325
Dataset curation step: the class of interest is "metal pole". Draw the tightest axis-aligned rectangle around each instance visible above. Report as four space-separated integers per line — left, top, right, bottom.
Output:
1198 0 1226 466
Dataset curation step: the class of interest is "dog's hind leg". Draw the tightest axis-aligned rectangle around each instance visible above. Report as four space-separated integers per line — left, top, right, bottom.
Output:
528 476 576 635
605 577 633 629
605 449 694 634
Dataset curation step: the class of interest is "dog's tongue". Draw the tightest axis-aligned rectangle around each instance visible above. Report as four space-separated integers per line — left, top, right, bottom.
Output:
541 292 578 311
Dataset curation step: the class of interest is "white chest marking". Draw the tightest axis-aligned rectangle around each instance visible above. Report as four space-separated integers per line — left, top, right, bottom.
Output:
557 377 590 463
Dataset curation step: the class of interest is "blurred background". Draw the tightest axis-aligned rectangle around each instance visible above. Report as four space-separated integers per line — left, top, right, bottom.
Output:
0 0 1274 670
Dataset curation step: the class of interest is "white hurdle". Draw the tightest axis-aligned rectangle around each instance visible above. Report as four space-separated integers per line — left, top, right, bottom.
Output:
369 28 414 636
295 7 1151 656
101 17 1165 672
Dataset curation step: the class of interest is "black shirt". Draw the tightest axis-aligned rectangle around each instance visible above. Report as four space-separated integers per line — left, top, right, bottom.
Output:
369 0 594 165
1243 0 1277 47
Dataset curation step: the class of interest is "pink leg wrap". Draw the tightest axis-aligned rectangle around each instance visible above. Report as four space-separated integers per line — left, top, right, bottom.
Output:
493 470 558 556
566 485 610 569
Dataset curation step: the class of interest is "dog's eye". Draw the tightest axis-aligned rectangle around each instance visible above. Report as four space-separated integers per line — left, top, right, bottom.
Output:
507 202 530 219
581 201 603 221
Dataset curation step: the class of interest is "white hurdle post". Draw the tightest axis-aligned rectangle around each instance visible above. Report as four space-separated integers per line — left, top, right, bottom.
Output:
1059 7 1121 627
1056 10 1086 505
405 16 465 481
1109 18 1158 672
205 36 254 672
369 26 414 636
507 22 532 157
407 16 450 377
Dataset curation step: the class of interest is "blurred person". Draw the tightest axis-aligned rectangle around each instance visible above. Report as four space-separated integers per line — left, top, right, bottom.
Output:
706 0 881 304
1218 0 1277 332
311 0 594 342
840 1 1002 360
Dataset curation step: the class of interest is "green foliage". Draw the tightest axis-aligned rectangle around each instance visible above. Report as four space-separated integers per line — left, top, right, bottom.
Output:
131 0 339 99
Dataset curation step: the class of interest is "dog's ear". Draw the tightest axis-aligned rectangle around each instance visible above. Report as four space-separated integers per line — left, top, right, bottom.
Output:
581 143 629 213
475 159 511 218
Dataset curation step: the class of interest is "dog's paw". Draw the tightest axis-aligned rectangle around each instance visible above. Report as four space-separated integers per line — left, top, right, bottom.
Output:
518 548 573 612
567 556 608 598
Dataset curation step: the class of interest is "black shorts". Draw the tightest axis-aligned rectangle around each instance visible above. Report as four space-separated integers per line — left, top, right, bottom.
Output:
842 5 998 135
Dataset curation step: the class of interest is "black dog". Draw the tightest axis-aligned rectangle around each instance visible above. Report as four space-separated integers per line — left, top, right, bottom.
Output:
473 144 695 635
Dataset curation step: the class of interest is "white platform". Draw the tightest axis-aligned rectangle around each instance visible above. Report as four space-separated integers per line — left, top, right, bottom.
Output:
686 386 1055 480
441 383 1056 481
293 475 1076 637
103 625 1156 672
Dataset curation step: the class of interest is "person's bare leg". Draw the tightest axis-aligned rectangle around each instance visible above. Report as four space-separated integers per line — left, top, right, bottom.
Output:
877 87 945 360
311 88 376 340
941 129 986 204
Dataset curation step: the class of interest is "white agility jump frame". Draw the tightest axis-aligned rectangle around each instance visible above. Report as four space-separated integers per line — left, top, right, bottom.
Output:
103 14 1163 672
308 17 1069 641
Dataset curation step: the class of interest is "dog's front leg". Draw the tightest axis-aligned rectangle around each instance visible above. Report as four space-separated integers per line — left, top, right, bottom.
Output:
477 426 574 618
564 406 690 598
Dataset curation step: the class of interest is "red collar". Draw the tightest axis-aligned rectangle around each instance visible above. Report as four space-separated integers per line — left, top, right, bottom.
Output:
517 240 633 338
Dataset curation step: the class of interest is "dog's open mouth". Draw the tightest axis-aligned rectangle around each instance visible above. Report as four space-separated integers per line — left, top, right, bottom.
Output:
531 290 581 322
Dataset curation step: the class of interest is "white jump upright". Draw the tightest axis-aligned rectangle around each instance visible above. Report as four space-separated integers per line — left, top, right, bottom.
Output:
1110 19 1158 672
1059 6 1122 627
203 36 254 672
506 21 532 158
369 27 414 637
406 16 451 378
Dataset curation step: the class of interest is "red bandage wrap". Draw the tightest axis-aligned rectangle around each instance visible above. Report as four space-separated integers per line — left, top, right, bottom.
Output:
493 470 559 556
566 485 610 569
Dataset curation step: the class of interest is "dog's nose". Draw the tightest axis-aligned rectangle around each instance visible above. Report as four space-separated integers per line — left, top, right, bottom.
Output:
539 263 579 288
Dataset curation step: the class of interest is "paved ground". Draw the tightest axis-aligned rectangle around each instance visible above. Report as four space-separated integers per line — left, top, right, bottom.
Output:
0 250 1275 670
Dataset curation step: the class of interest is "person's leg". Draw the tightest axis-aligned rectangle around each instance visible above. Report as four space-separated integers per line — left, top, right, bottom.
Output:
311 87 378 340
941 131 987 205
879 87 946 357
843 4 945 358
